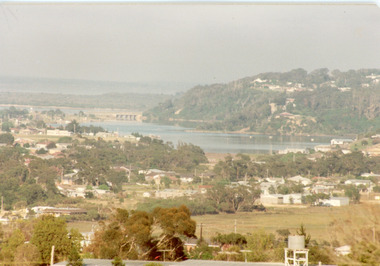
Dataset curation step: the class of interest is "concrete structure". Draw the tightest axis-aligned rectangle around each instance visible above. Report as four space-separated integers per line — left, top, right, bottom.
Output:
330 138 354 145
46 129 72 136
321 197 349 207
345 179 373 187
155 189 198 199
260 194 283 205
288 175 312 186
283 194 303 204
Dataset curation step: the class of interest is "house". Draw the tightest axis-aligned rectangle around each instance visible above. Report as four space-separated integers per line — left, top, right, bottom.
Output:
155 189 198 199
61 171 79 185
283 194 303 204
361 173 380 178
311 184 335 194
335 245 351 256
14 138 36 147
330 139 354 146
321 197 349 207
278 148 307 155
288 175 312 186
345 179 373 187
260 194 283 205
314 145 333 153
46 129 72 136
31 206 87 217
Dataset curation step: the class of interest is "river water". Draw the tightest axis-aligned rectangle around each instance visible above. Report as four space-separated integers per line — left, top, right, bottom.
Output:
81 121 335 154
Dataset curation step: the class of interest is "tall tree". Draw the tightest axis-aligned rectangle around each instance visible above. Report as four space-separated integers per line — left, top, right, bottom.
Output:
31 215 75 264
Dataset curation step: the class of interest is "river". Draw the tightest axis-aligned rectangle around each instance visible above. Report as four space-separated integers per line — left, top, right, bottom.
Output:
81 121 335 154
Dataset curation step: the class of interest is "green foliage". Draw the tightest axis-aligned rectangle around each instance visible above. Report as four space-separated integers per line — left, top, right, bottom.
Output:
207 184 261 213
187 242 218 260
144 263 163 266
246 230 284 262
14 243 41 266
212 233 247 246
145 68 380 135
344 185 361 203
349 241 380 265
0 133 14 144
1 121 14 132
58 136 73 143
47 142 57 149
67 246 83 266
98 184 109 190
0 229 26 263
31 215 76 264
111 256 125 266
296 224 311 247
213 151 380 179
88 206 195 261
136 197 218 216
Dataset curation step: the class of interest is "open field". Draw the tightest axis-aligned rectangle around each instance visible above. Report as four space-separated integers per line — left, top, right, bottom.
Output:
69 203 380 245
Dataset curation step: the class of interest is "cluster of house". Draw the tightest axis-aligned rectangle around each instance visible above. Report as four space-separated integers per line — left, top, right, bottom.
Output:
278 138 356 155
259 173 379 207
251 78 310 93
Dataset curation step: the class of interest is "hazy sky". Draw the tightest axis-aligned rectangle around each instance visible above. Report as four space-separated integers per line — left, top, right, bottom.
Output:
1 3 380 91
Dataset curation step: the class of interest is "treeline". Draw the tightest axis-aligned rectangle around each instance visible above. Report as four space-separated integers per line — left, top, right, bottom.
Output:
0 135 207 209
86 206 195 261
214 151 380 181
0 215 83 265
144 68 380 135
136 184 263 215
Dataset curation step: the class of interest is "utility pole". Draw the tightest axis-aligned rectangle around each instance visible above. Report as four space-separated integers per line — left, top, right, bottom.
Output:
50 245 55 266
200 223 203 242
234 219 237 233
1 196 3 217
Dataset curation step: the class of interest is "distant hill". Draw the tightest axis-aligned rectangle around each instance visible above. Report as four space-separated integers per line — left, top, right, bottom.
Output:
144 68 380 135
0 91 172 111
0 76 191 95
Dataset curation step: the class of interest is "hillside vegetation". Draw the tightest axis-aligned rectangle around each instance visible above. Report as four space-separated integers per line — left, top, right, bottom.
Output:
144 68 380 135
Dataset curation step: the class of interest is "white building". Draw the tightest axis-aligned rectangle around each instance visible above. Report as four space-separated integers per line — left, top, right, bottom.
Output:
260 194 283 205
288 175 312 186
283 194 303 204
321 197 349 207
330 139 354 146
46 129 72 136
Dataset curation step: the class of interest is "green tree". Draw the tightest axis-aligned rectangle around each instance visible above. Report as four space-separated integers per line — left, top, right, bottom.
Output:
1 121 13 132
31 215 73 264
344 185 361 203
212 233 247 247
111 256 125 266
0 229 25 263
67 245 83 266
153 206 196 261
246 230 284 262
14 243 41 266
0 133 14 145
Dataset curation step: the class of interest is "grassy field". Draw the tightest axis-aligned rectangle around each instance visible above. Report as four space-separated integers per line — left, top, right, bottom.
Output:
68 203 380 245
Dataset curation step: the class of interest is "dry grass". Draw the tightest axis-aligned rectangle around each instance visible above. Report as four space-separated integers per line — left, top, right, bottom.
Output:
68 202 380 247
192 205 372 243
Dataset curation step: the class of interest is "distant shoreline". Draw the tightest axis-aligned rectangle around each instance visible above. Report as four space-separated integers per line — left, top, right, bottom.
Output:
0 104 355 138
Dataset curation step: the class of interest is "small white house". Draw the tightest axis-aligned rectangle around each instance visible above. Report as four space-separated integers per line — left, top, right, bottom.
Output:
330 139 354 146
345 179 373 187
321 197 349 207
288 175 312 186
335 245 351 256
283 194 303 204
260 194 283 205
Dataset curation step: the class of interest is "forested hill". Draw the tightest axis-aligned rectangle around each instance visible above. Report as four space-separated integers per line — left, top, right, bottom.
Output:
144 68 380 135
